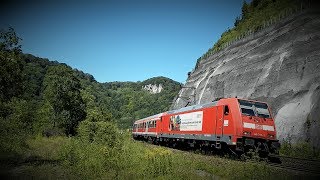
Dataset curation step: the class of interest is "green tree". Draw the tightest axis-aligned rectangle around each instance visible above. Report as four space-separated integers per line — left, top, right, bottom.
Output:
43 65 86 135
0 28 23 97
0 28 23 117
0 27 22 53
241 0 250 20
81 88 113 122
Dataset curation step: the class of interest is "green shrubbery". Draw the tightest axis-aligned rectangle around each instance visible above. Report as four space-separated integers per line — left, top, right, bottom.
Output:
77 120 122 148
280 141 320 160
58 121 176 179
58 134 159 179
0 98 32 155
59 121 125 179
26 135 67 160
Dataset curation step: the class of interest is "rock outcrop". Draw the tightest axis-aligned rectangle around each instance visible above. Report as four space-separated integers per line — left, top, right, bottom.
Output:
143 84 163 94
172 9 320 147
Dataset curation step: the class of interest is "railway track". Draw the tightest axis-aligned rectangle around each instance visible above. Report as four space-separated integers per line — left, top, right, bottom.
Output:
267 155 320 176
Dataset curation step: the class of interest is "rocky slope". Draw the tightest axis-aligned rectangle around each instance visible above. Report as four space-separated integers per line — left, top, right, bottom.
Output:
172 9 320 147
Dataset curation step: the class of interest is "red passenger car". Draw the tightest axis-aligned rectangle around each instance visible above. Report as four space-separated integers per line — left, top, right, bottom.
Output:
132 98 280 156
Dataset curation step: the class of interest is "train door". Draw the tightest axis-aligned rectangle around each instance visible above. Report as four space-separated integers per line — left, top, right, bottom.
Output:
216 106 224 141
146 121 149 133
159 117 163 134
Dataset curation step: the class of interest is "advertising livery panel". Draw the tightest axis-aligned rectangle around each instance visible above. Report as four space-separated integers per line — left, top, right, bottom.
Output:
169 111 203 131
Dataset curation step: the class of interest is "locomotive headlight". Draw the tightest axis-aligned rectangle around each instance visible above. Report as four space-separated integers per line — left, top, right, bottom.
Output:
243 131 251 136
268 134 274 138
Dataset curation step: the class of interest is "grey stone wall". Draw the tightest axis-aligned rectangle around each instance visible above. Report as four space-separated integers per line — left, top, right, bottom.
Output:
172 10 320 147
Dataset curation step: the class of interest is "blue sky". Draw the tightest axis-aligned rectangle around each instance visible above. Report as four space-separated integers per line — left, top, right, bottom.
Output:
1 0 243 83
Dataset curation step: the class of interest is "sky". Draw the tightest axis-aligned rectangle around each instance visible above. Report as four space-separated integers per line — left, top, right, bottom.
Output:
0 0 243 83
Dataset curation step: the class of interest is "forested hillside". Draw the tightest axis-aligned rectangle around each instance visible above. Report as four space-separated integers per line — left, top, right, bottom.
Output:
82 76 181 128
0 27 181 150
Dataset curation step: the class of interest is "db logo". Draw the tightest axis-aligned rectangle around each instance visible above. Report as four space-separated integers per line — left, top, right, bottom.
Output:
255 124 262 130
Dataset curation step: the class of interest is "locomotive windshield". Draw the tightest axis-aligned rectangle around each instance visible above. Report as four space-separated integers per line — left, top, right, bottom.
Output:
238 100 271 118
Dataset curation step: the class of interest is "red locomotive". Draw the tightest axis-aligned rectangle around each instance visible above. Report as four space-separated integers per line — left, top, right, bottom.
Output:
132 98 280 157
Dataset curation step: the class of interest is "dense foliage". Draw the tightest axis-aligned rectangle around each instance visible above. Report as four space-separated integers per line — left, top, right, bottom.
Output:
43 65 86 135
79 75 181 129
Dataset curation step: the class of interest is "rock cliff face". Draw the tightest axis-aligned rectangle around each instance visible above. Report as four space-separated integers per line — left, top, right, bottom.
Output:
143 84 163 94
172 10 320 147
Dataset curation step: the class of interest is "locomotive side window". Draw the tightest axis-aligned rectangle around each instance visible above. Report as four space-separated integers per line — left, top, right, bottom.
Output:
224 105 229 115
239 100 270 118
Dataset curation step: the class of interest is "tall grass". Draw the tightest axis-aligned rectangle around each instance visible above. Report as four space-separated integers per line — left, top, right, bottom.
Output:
2 133 306 179
280 141 320 160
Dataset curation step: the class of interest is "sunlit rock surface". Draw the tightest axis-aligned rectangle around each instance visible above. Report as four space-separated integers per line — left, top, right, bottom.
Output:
172 9 320 147
143 84 163 94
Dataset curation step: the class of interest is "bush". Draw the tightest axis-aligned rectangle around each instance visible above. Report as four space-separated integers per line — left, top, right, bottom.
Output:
0 98 33 155
26 135 67 160
59 139 110 179
143 146 173 177
59 135 187 179
77 120 123 148
58 121 126 179
280 141 320 159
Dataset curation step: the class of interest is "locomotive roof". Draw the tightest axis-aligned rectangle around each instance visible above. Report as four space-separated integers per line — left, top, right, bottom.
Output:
167 101 218 115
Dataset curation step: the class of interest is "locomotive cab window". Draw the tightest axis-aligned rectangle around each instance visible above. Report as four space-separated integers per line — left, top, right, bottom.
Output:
239 100 270 118
255 103 270 118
